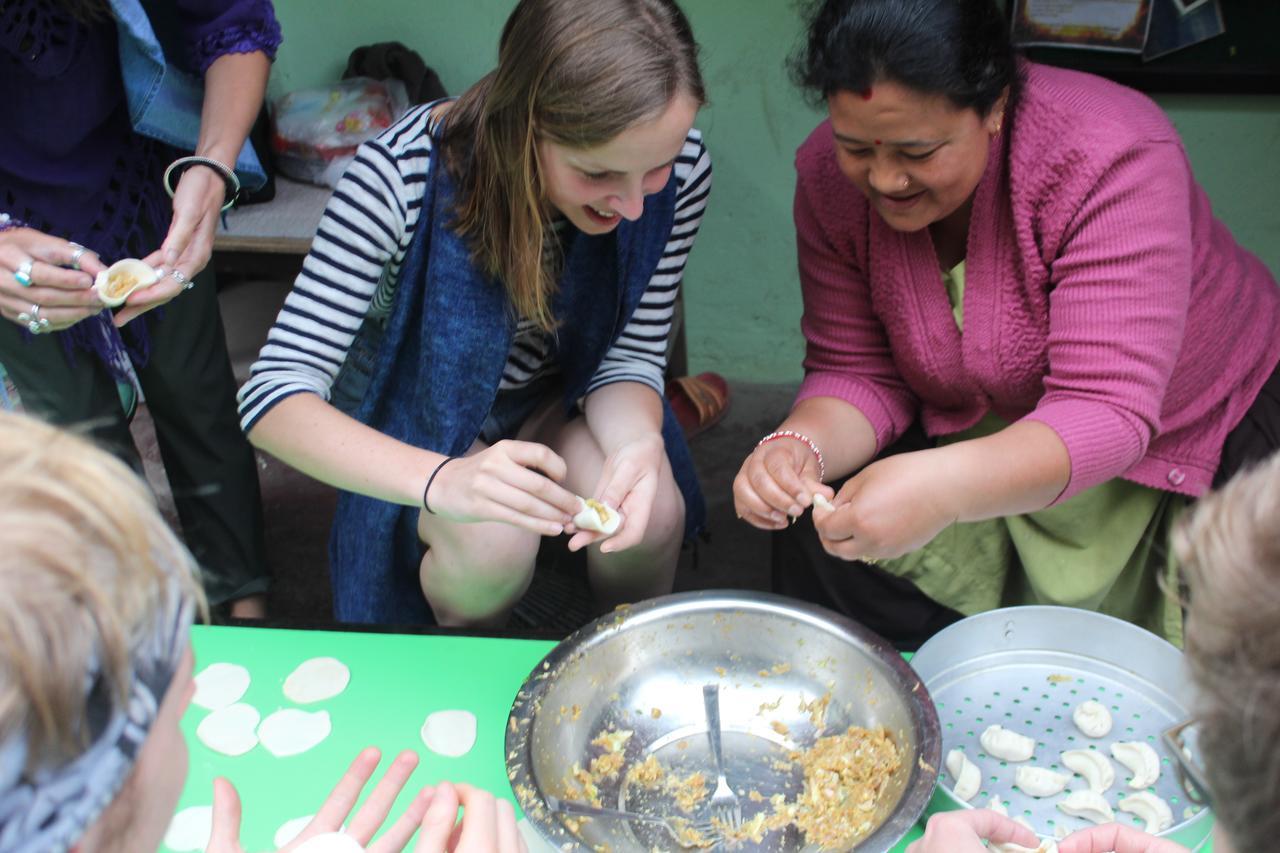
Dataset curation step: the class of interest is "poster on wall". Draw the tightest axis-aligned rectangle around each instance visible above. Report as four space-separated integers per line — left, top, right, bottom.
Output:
1011 0 1154 52
1143 0 1225 61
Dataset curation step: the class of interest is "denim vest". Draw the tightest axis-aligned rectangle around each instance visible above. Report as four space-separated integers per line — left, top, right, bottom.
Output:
327 139 705 625
110 0 266 189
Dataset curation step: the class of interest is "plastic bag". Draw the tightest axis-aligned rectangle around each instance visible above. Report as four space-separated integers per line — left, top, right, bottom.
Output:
271 77 409 188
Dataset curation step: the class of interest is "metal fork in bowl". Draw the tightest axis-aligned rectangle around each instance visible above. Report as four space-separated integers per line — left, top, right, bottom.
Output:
702 683 743 831
543 795 720 848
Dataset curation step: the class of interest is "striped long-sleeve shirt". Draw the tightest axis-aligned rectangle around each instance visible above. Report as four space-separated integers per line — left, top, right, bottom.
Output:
237 103 712 431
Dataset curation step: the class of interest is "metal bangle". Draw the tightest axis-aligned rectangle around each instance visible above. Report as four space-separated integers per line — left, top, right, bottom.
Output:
163 155 241 211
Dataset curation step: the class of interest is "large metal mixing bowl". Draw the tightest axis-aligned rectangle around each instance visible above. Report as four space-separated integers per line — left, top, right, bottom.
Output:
506 591 940 851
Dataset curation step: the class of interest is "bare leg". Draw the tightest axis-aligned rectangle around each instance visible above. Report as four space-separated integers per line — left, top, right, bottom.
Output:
416 439 542 627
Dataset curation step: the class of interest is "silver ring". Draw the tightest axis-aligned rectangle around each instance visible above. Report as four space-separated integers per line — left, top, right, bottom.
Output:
14 259 33 288
170 269 192 290
17 304 48 333
68 242 87 270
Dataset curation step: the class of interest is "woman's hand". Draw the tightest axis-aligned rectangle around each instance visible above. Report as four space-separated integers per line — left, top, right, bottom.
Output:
428 440 580 537
115 164 227 326
414 781 526 853
905 810 1041 853
0 227 105 332
733 436 829 530
815 449 957 560
207 748 433 852
1057 824 1190 853
567 432 666 554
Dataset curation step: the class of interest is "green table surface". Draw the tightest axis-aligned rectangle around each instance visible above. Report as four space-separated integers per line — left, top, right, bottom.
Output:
170 624 924 852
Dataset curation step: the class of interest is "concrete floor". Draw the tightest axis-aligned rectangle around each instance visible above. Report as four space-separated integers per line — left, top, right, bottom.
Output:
116 276 803 631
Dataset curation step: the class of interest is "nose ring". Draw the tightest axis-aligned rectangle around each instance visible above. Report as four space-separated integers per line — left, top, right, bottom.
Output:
901 176 911 191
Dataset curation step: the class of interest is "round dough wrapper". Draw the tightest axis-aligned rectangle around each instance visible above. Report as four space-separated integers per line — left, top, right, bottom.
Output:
164 805 213 852
283 657 351 704
420 709 477 758
196 702 260 756
258 708 332 757
192 662 250 711
291 832 365 853
274 815 316 849
518 818 560 853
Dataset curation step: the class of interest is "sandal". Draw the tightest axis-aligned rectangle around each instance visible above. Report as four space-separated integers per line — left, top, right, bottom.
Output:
666 372 730 439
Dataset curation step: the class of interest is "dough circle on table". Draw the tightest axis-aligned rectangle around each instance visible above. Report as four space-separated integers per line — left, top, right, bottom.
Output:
517 818 559 853
283 657 352 704
192 662 251 710
420 709 478 758
291 832 365 853
274 815 316 848
196 702 261 756
1071 700 1113 738
163 805 213 852
258 708 333 757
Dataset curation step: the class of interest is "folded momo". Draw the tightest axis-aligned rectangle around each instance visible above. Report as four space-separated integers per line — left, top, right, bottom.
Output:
945 748 981 802
1119 791 1174 834
1060 748 1115 793
573 497 623 536
1014 766 1070 798
980 724 1036 761
94 258 162 307
1110 740 1161 789
1057 789 1115 824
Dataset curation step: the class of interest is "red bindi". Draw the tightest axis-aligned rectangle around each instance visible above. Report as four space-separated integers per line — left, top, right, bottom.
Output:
873 139 882 146
859 88 873 100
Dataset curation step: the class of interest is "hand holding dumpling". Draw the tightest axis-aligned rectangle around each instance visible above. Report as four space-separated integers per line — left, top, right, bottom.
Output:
568 433 665 554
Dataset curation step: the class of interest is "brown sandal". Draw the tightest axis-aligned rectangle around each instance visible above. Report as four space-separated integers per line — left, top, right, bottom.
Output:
666 372 730 438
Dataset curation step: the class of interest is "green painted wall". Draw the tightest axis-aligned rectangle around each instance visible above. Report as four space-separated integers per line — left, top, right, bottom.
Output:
268 1 1280 383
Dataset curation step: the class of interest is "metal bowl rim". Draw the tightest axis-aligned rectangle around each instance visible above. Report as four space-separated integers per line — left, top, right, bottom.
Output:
505 589 941 852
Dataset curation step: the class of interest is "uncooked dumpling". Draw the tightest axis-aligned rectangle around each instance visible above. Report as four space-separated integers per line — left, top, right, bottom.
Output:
811 493 834 511
192 662 250 710
990 816 1058 853
1119 791 1174 833
980 725 1037 761
258 708 332 757
164 805 212 852
93 258 162 307
1060 748 1115 794
291 832 365 853
195 702 260 756
283 657 351 704
274 815 316 848
1110 740 1161 789
421 709 477 758
945 748 981 801
1014 766 1070 798
1071 700 1113 738
573 497 623 535
1057 789 1115 824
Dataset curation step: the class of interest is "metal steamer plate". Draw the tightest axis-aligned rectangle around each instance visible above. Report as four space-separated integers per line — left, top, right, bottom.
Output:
909 606 1213 850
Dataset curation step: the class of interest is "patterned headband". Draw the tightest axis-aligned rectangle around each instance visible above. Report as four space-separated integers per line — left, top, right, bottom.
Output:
0 578 194 853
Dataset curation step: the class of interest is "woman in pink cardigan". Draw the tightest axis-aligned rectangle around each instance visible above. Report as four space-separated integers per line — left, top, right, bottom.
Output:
734 0 1280 649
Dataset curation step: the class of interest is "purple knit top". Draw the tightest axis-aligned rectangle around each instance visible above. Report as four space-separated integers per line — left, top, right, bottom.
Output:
0 0 281 366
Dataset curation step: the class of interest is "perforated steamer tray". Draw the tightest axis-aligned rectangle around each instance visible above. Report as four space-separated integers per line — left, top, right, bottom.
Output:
909 606 1213 851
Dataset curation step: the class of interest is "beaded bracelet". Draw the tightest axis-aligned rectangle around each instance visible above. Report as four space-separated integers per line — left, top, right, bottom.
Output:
422 456 458 515
0 213 27 232
756 430 825 482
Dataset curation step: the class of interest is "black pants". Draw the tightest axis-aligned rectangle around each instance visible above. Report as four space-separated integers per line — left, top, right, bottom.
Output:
0 269 269 605
773 361 1280 651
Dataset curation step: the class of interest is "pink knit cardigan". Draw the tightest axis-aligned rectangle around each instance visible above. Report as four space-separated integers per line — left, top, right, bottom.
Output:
794 62 1280 501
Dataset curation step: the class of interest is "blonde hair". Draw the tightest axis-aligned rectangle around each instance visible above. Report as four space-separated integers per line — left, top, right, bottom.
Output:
0 412 204 771
442 0 705 333
1176 450 1280 850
